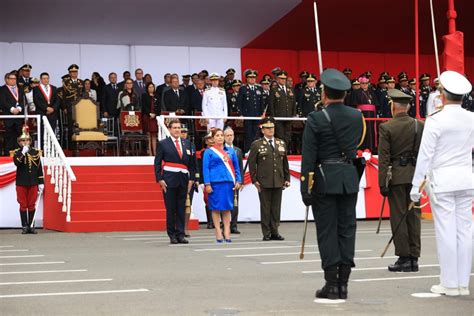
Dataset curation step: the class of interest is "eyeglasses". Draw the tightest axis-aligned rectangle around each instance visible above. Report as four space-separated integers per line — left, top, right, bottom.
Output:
8 77 16 80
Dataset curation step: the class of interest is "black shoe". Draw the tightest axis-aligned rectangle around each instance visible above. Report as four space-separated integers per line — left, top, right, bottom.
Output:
185 234 191 238
338 264 352 299
28 227 37 234
271 234 285 241
231 229 241 234
315 267 340 299
21 227 29 234
262 235 271 241
388 257 412 272
177 237 189 244
206 223 214 229
410 257 419 272
170 238 178 244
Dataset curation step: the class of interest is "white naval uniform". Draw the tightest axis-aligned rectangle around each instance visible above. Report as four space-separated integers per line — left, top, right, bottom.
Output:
202 87 227 130
412 104 474 289
426 90 442 116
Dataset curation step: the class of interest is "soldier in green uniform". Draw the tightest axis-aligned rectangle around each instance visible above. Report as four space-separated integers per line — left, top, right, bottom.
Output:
378 89 424 272
268 71 296 151
298 73 321 117
248 117 290 241
301 69 364 300
62 64 84 149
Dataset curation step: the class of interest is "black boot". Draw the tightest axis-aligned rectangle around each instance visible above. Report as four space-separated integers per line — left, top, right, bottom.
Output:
315 266 340 299
388 256 412 272
27 210 37 234
338 264 352 299
410 256 419 272
20 211 28 234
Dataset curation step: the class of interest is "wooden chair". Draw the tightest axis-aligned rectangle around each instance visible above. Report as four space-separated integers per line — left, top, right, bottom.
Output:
119 111 147 156
71 99 107 156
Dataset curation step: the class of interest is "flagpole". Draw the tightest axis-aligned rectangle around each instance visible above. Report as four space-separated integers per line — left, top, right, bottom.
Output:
429 0 441 78
415 0 420 119
313 1 323 75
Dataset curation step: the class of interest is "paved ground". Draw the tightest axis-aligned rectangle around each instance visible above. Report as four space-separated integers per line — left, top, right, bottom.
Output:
1 219 473 315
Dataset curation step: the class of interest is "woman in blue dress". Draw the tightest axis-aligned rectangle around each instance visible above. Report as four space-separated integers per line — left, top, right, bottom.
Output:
203 128 242 242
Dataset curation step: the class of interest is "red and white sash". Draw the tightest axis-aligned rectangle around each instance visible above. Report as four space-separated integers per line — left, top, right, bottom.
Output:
7 86 19 105
39 85 52 105
209 145 236 183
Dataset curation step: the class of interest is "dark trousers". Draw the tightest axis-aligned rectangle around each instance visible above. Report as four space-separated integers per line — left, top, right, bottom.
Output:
258 187 282 237
5 120 22 153
360 110 376 152
275 121 292 150
244 120 259 153
231 191 239 230
312 193 357 269
388 184 421 257
163 186 186 239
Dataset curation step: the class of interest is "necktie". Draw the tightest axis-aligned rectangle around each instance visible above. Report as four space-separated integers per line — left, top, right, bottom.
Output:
139 81 143 88
175 90 179 97
175 139 182 158
200 90 204 96
269 139 274 151
113 84 116 90
12 86 16 94
45 86 49 94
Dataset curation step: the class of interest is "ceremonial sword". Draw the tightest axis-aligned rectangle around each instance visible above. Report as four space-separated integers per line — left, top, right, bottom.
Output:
299 172 314 260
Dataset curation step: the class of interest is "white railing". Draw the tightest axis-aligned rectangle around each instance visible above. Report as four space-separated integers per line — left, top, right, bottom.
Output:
42 116 76 222
156 115 171 141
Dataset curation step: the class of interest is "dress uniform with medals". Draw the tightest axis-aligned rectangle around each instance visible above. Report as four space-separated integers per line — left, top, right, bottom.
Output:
236 70 264 152
224 68 236 92
226 80 241 114
248 117 290 241
411 71 474 296
202 73 227 131
301 69 364 300
18 64 33 93
378 89 424 272
62 64 84 149
260 79 271 113
298 73 321 117
12 126 44 234
294 70 309 105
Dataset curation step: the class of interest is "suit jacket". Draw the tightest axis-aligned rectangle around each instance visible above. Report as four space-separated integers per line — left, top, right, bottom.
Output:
154 137 196 188
141 93 160 116
133 81 146 101
225 144 244 177
101 83 120 117
202 146 242 184
189 88 204 112
32 85 59 117
163 88 189 113
0 85 25 127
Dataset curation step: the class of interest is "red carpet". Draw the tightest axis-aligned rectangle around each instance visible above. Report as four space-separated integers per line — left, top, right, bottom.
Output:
43 165 199 232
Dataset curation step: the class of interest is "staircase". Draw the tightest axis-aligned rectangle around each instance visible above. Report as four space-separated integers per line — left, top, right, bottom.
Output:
43 165 199 233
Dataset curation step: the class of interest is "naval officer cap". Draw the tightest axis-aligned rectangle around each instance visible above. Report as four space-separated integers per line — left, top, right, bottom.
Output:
320 68 351 91
387 89 412 104
209 73 220 80
439 70 472 96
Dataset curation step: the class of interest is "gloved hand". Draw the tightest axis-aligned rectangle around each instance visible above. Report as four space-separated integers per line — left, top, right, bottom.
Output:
410 185 421 202
38 184 44 193
379 186 389 197
302 192 312 207
22 146 29 155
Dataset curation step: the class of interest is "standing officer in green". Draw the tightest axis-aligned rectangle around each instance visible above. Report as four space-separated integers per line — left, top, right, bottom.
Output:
268 70 296 151
62 64 84 149
301 69 364 300
378 89 424 272
248 117 290 241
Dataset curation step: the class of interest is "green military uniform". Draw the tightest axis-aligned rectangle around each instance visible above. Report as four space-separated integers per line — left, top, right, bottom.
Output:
248 117 290 240
268 71 296 150
62 65 83 149
378 89 424 272
301 69 364 300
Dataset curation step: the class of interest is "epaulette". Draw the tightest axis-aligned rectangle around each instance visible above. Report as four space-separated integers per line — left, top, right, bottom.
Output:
275 138 284 144
251 138 264 146
427 108 443 117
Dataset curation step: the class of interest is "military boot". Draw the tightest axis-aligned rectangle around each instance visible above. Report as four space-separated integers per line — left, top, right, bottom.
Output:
388 256 412 272
410 256 419 272
27 210 37 234
315 266 339 299
20 211 28 234
338 264 352 299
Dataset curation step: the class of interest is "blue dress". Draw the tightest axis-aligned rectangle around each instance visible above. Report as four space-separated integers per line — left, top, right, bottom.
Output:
202 146 242 211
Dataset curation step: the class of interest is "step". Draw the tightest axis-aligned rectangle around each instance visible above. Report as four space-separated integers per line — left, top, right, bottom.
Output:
72 165 155 175
64 219 200 233
75 191 164 201
71 209 166 221
73 182 162 192
75 173 156 183
72 200 165 211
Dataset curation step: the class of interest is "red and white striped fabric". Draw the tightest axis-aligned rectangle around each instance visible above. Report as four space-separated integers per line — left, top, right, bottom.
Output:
0 157 16 188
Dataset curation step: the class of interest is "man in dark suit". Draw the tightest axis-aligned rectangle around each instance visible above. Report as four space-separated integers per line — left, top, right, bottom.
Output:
155 73 171 100
155 119 195 244
117 71 131 91
301 69 364 300
33 72 59 131
0 72 25 152
185 73 199 99
133 68 146 102
163 76 189 113
189 79 205 112
224 127 244 234
101 72 120 119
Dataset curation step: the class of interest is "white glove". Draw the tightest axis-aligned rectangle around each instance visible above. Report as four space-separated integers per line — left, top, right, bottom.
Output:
410 186 421 202
22 146 29 155
38 184 44 193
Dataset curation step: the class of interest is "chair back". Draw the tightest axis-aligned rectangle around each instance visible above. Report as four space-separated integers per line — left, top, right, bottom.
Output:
73 99 100 130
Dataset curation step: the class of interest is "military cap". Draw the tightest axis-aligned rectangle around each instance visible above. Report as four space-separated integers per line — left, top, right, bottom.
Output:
299 71 309 78
409 78 417 85
201 70 209 76
61 74 71 80
182 74 191 79
398 71 407 79
226 68 236 75
378 77 386 84
306 73 317 81
365 71 372 77
20 64 32 71
380 71 389 78
260 79 270 85
260 116 276 128
439 70 472 96
209 73 220 80
271 67 281 74
245 69 258 78
399 75 408 82
387 89 412 104
277 71 288 79
180 124 188 132
419 73 430 81
343 68 352 75
386 76 396 83
232 79 242 86
68 64 79 72
321 68 351 91
203 130 213 140
351 79 361 86
31 77 40 83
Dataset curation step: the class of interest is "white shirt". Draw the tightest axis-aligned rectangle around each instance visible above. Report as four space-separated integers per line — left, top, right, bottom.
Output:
202 87 227 117
88 89 97 102
412 104 474 193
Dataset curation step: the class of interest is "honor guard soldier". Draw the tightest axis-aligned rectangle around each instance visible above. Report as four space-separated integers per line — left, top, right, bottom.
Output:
18 64 33 93
419 73 432 117
300 69 364 300
248 117 290 241
236 69 264 152
411 71 474 297
202 73 227 131
298 73 321 117
268 70 297 151
378 89 424 272
62 64 84 149
227 80 242 114
12 126 44 234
